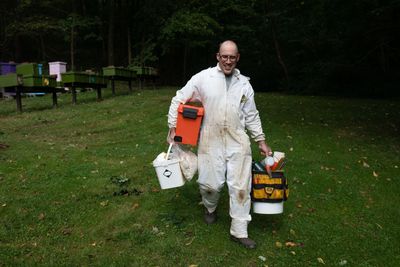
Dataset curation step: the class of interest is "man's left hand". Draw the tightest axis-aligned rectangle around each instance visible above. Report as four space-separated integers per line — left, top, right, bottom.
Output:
257 140 271 156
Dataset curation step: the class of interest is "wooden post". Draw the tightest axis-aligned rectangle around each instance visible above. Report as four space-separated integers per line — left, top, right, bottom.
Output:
72 86 77 105
111 79 115 96
52 90 58 108
16 86 22 112
139 77 143 90
97 87 102 101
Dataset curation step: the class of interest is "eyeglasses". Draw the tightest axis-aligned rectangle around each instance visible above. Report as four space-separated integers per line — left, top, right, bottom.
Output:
218 54 238 62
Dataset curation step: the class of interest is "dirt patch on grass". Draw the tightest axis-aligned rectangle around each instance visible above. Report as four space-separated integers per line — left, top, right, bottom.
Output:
0 143 10 149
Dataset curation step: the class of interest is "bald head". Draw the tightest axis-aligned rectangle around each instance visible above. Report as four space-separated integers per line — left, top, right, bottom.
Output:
218 40 239 54
217 40 240 75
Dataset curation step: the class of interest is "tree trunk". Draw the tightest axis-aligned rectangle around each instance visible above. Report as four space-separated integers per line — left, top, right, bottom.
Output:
380 41 387 73
107 0 115 66
127 26 131 65
40 34 46 61
70 16 75 71
265 0 289 89
14 34 22 62
182 42 188 84
270 16 289 89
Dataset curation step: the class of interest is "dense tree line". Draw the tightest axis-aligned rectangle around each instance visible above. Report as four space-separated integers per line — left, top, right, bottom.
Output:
0 0 399 96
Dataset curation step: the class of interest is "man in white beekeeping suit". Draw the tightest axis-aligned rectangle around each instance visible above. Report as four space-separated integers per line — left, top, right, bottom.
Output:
167 40 270 249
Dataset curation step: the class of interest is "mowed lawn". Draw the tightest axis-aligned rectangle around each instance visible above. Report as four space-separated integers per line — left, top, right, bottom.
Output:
0 86 399 266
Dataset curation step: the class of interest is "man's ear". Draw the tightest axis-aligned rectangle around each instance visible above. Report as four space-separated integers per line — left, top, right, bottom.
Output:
216 53 220 61
236 53 240 62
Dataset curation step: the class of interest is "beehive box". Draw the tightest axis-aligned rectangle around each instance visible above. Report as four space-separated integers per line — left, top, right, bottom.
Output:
148 67 158 76
88 74 106 85
61 72 106 85
17 63 49 76
0 73 22 87
102 66 136 78
0 62 17 75
49 61 67 82
61 72 90 84
23 75 57 87
129 66 145 75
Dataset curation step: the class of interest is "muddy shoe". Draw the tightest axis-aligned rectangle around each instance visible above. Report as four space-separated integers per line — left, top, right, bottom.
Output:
230 235 257 249
204 210 217 224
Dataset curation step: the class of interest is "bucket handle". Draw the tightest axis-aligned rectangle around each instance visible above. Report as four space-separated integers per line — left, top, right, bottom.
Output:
165 143 173 160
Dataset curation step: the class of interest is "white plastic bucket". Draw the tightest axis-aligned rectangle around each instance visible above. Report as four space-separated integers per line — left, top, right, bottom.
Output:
152 144 185 189
252 201 283 214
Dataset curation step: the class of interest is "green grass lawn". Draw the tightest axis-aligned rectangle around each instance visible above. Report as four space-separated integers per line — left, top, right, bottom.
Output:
1 85 399 266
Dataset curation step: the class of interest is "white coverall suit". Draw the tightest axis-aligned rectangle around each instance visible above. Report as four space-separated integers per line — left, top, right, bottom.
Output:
168 64 265 238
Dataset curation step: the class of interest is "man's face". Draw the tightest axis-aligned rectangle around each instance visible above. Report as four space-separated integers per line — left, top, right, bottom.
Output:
217 43 240 76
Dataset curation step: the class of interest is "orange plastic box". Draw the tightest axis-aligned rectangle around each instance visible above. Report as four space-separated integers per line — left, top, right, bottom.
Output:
174 103 204 146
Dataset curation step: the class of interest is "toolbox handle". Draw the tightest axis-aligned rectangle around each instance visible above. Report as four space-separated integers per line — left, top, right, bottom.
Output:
182 107 198 119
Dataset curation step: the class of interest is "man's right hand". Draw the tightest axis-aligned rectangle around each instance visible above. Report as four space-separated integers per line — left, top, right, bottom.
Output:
167 127 176 144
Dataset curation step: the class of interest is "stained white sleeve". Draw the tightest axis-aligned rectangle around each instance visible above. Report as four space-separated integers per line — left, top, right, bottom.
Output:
243 85 265 142
167 74 201 128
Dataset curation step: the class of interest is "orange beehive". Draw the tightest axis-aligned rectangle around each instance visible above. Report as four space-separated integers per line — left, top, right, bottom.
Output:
174 104 204 146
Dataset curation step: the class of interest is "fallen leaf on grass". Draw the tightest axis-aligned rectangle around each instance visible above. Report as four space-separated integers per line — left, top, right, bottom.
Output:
258 255 266 261
189 265 198 267
38 213 45 220
185 236 195 246
62 228 73 235
275 241 283 248
362 161 370 168
339 259 348 265
132 203 139 210
285 241 297 247
308 207 316 213
290 251 296 255
1 203 6 207
317 257 325 264
290 229 296 236
373 171 379 177
100 200 109 207
0 143 10 149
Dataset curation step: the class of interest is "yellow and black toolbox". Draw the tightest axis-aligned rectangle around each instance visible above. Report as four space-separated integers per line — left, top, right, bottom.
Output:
251 166 289 203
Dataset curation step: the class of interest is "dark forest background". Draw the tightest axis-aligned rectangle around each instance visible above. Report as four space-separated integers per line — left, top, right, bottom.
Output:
1 0 399 96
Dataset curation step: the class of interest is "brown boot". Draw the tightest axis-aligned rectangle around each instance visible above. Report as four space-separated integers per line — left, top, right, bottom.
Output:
230 235 257 249
204 210 217 224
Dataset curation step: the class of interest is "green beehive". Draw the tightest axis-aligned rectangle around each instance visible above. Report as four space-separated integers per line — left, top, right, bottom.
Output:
61 72 90 84
149 67 158 76
0 73 23 87
103 66 136 78
129 66 145 75
23 75 56 87
17 63 39 76
61 72 106 86
88 74 106 85
16 63 49 76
